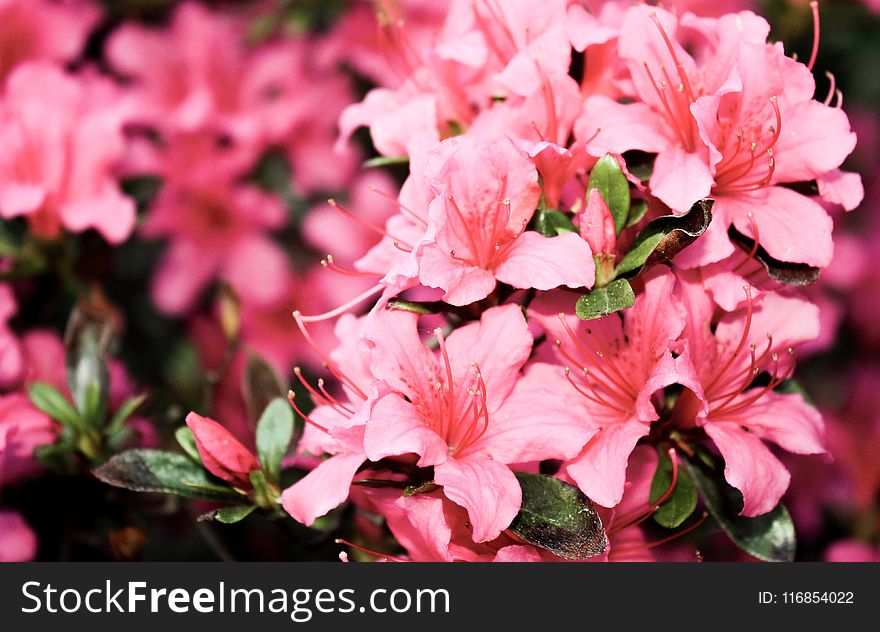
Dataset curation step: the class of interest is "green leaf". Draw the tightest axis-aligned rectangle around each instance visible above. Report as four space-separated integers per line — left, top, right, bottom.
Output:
243 353 287 427
175 426 202 464
386 299 439 315
364 155 410 168
106 393 147 436
588 154 630 233
93 449 241 503
535 208 576 237
249 469 279 510
199 505 257 524
728 227 820 286
28 382 84 431
64 307 112 426
684 455 796 562
256 398 295 484
509 473 607 560
625 200 650 228
575 278 635 320
615 198 713 277
649 448 698 528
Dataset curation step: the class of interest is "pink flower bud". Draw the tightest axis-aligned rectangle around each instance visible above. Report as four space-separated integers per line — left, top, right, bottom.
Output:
579 188 617 257
185 412 259 489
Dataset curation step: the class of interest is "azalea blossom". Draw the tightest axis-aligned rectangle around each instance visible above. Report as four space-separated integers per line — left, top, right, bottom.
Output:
418 136 595 305
0 63 136 243
579 5 861 268
672 269 825 516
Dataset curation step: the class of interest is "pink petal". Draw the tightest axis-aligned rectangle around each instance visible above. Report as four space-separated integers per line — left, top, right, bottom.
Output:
773 100 857 183
417 242 498 306
224 235 290 307
565 417 650 508
475 362 597 463
817 169 864 211
0 510 37 562
363 392 448 467
59 189 136 244
649 147 714 213
444 304 533 410
434 454 521 543
494 231 595 292
577 95 669 154
363 308 438 400
185 412 259 488
0 183 46 218
365 490 455 561
737 391 825 456
704 421 790 517
726 187 833 267
493 545 543 562
281 451 366 526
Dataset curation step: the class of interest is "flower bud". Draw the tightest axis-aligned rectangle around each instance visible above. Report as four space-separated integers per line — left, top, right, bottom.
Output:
185 412 259 489
580 189 617 285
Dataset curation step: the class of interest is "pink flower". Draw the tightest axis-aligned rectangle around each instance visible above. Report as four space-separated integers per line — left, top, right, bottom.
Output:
529 268 690 507
0 0 100 85
362 304 593 542
186 412 260 489
0 510 37 562
0 284 23 388
580 6 860 268
418 137 595 305
672 270 825 516
143 177 290 315
825 540 880 562
0 393 56 485
0 63 136 243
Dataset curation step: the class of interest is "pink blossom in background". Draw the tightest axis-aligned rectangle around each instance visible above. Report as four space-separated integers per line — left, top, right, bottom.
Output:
825 540 880 562
0 284 24 388
0 510 37 562
0 63 136 243
0 0 100 85
0 394 55 485
143 177 290 315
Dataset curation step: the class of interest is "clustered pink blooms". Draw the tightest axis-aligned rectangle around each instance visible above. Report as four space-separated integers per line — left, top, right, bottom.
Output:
275 0 863 561
0 0 869 563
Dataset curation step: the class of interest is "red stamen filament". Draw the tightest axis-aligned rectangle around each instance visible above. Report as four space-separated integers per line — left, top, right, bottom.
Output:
613 512 709 555
807 1 820 72
293 284 384 324
288 390 329 434
611 448 680 534
335 538 406 563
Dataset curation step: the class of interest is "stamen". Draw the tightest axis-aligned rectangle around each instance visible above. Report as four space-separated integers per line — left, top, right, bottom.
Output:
367 185 428 227
294 284 384 323
613 512 709 554
292 312 369 400
807 1 820 72
328 199 414 250
288 390 329 434
823 71 836 106
334 538 406 563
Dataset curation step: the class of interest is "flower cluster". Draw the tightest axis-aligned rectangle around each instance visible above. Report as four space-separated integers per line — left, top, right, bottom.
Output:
0 1 873 563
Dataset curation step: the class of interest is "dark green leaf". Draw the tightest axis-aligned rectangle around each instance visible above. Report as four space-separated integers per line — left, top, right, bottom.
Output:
684 455 796 562
364 155 410 168
256 398 295 484
650 448 698 528
93 450 241 503
243 353 287 427
588 154 630 233
535 208 576 237
403 481 440 496
509 472 607 560
615 198 713 277
199 505 257 524
175 426 202 464
28 383 83 431
575 278 635 320
728 227 820 286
